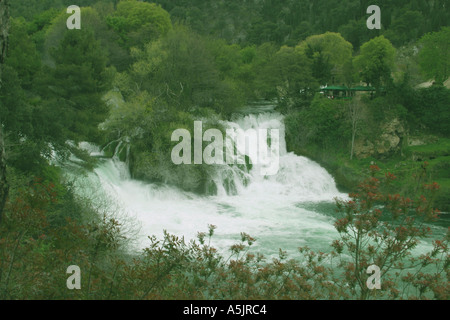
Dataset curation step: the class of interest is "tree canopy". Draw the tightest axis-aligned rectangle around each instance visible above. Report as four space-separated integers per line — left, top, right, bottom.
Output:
0 0 449 303
353 35 396 89
106 0 172 48
296 32 353 85
418 27 450 85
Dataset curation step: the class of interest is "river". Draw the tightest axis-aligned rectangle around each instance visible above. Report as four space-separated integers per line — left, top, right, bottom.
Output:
66 106 445 260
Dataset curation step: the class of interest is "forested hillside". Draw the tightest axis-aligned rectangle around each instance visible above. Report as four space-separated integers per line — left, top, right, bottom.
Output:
11 0 450 48
0 0 449 301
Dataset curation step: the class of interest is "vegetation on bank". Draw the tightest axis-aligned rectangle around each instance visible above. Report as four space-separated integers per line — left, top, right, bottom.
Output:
284 85 450 212
0 0 449 299
0 163 448 300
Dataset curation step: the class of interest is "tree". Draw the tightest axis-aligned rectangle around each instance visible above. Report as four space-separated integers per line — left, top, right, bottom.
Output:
0 0 9 79
334 165 446 299
384 11 424 46
126 26 243 115
338 19 367 49
353 36 396 90
418 27 450 85
285 94 347 154
347 98 364 160
106 0 172 49
404 86 450 136
296 32 353 85
5 18 41 89
37 25 110 143
263 45 316 107
0 0 10 224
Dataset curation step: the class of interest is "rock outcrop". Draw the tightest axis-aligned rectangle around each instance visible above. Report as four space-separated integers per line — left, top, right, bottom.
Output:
355 118 406 159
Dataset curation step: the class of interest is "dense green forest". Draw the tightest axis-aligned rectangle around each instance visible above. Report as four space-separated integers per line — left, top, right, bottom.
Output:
10 0 450 48
0 0 449 300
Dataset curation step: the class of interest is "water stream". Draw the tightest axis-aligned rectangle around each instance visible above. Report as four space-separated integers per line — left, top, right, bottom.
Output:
67 107 445 259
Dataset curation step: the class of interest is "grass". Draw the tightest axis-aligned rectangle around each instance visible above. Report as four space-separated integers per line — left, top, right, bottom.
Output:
407 138 450 159
311 138 450 212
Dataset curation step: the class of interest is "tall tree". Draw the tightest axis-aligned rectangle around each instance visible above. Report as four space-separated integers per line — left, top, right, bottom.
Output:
37 25 110 143
296 32 353 85
418 27 450 85
106 0 172 49
263 45 316 105
126 26 242 115
347 98 364 160
0 0 10 223
353 36 396 90
0 0 8 81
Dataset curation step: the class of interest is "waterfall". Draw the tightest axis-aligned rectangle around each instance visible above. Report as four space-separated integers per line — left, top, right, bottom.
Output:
210 112 341 202
70 109 347 257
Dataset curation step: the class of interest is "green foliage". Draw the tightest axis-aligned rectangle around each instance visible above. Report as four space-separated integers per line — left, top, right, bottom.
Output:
260 45 317 110
384 10 425 46
365 96 407 128
418 27 450 85
152 0 450 49
37 27 110 142
333 166 447 299
296 32 353 85
124 26 245 115
106 0 172 49
3 0 450 301
353 36 396 89
6 18 41 89
10 0 118 19
0 166 447 300
10 0 64 19
408 139 450 159
285 95 349 157
404 86 450 136
338 18 371 49
100 87 227 194
12 0 450 49
0 65 31 136
42 7 130 71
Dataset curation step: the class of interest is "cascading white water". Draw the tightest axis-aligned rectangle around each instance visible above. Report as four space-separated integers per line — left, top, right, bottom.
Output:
68 110 350 258
68 107 445 260
217 112 342 202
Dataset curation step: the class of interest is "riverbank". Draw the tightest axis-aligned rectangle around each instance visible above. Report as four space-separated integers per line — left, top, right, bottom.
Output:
287 137 450 213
